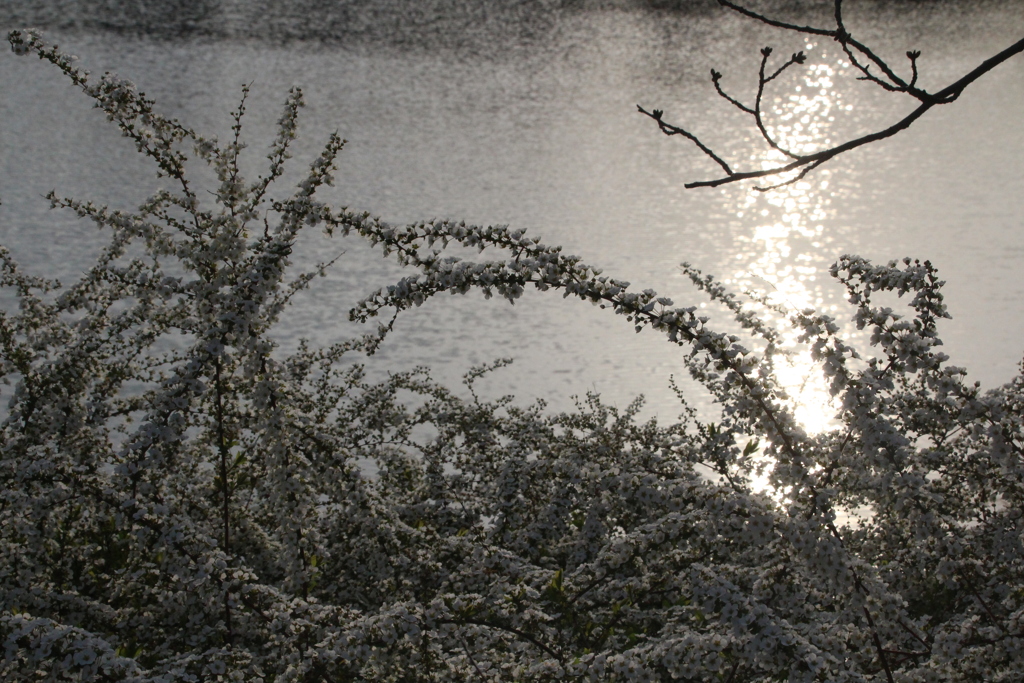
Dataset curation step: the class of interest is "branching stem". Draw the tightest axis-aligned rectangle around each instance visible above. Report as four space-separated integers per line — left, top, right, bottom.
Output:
638 0 1024 189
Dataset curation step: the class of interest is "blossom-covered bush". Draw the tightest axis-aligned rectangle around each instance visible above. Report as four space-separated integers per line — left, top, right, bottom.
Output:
2 30 1023 682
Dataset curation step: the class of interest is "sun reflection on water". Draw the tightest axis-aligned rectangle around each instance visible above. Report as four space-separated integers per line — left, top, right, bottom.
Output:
727 55 845 436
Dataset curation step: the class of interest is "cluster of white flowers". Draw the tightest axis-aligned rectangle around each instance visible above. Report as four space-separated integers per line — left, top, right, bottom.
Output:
2 29 1023 682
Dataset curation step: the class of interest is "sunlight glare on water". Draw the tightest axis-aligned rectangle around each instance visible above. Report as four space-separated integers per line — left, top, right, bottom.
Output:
729 50 845 435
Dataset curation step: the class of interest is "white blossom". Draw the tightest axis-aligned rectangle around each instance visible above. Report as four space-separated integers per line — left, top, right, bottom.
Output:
2 28 1023 683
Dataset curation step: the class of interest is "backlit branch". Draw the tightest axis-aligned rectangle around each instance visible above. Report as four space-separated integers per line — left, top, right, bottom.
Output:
638 0 1024 191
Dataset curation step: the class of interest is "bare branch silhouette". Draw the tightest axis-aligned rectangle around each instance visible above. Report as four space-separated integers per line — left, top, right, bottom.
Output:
638 0 1024 191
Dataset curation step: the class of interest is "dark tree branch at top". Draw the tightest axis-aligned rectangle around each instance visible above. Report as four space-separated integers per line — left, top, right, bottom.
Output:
638 0 1024 191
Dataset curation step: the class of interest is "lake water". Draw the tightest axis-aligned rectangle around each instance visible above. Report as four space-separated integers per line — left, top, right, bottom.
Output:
2 0 1023 427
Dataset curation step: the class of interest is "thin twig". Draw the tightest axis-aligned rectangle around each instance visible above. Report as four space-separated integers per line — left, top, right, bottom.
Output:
460 635 489 681
712 69 754 114
754 47 802 160
636 105 734 175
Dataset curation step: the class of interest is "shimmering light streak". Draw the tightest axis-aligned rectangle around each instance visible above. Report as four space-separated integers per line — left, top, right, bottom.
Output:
728 58 844 436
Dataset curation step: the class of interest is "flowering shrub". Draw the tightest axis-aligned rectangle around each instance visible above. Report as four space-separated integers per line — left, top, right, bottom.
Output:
3 30 1023 682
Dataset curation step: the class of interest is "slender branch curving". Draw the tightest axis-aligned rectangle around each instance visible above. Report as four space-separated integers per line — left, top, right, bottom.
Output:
638 0 1024 190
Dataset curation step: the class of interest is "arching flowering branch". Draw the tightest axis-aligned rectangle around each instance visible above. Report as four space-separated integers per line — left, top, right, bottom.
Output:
637 0 1024 191
341 218 811 470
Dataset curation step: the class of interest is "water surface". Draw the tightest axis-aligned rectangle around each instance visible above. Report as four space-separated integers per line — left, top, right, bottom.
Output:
2 0 1022 425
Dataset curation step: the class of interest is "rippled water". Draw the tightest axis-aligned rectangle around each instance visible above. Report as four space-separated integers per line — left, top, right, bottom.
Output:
2 0 1022 424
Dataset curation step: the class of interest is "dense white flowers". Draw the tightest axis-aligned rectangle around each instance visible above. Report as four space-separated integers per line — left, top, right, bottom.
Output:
2 29 1023 682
